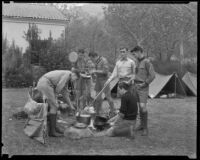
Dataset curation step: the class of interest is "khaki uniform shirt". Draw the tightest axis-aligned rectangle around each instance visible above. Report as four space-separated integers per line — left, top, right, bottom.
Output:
135 57 155 85
42 70 72 94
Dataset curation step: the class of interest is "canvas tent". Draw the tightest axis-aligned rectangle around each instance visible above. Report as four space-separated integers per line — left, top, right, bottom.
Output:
182 72 197 96
149 72 187 98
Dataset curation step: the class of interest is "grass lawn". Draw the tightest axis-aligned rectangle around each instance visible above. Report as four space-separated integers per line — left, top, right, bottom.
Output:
2 88 197 157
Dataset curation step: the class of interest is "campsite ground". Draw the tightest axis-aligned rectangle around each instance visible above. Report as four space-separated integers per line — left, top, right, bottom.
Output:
2 88 196 157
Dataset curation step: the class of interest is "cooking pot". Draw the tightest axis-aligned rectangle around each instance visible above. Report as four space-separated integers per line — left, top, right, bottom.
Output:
94 115 109 131
76 114 91 125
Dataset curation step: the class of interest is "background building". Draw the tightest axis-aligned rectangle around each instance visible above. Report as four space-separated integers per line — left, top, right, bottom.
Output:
2 2 68 53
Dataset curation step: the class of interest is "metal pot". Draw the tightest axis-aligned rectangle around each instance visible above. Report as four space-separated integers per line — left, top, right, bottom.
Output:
76 114 91 125
94 115 108 130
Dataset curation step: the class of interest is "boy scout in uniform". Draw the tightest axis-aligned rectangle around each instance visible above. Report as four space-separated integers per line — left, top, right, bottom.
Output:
36 70 79 137
131 46 155 136
74 49 95 109
88 51 115 117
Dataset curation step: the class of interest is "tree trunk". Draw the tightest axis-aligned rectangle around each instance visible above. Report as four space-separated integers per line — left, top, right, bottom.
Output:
180 39 184 63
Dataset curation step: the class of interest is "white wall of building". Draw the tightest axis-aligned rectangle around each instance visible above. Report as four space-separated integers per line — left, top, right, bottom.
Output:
3 20 65 53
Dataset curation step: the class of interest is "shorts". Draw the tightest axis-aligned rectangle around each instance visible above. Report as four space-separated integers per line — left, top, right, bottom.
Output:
37 77 58 110
135 84 149 103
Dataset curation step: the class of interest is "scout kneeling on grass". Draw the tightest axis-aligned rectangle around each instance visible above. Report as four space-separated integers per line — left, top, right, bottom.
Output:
96 82 139 138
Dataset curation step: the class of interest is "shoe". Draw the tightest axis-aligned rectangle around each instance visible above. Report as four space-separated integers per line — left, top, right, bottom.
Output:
48 114 63 137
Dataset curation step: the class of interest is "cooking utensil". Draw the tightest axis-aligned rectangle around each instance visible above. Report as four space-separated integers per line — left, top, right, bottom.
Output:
93 115 109 130
73 122 87 129
76 114 91 125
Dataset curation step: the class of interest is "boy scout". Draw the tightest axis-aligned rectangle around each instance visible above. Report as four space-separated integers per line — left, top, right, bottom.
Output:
88 51 115 117
74 49 95 109
36 70 79 137
105 47 136 96
131 46 155 136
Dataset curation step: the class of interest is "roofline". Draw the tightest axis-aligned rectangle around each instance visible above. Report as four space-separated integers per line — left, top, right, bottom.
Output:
3 16 69 26
2 3 70 22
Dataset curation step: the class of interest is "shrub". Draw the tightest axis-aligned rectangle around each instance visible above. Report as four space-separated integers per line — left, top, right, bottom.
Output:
39 41 71 72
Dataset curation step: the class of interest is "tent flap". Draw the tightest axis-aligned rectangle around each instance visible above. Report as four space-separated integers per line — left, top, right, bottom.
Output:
182 72 197 96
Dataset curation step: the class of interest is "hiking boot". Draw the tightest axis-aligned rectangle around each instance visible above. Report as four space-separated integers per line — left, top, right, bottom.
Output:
48 114 63 137
141 111 148 136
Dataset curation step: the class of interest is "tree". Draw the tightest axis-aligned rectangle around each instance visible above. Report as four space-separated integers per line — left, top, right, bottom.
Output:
23 23 41 65
104 3 197 62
